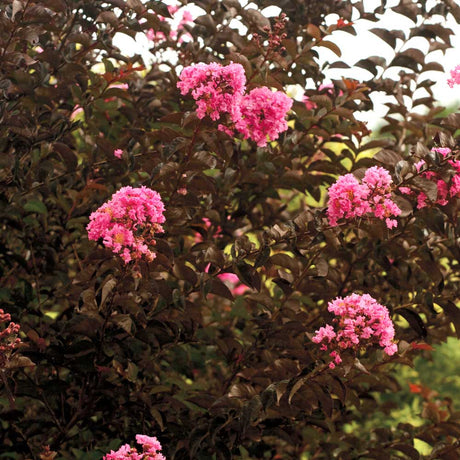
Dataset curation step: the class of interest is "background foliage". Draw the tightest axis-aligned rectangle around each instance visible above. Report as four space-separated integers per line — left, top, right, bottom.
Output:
1 0 460 458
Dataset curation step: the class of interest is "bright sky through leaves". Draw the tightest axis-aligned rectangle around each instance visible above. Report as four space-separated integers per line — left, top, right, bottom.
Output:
113 0 460 130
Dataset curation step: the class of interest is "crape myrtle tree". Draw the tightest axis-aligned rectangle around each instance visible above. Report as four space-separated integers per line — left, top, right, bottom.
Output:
1 0 460 458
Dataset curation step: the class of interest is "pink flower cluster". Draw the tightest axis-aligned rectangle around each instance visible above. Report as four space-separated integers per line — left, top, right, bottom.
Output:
177 63 292 146
87 186 165 264
312 294 397 369
327 166 401 229
0 309 21 368
401 147 460 208
177 62 246 121
447 65 460 88
233 86 293 147
104 434 165 460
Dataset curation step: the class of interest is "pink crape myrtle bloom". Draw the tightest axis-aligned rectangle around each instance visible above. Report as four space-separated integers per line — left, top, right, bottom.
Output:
103 434 165 460
362 166 401 229
177 63 246 121
87 186 165 264
0 309 21 368
181 10 193 23
146 28 164 41
312 293 397 369
409 147 460 209
327 174 370 226
114 149 123 159
417 192 428 209
178 62 292 146
432 147 452 157
303 96 317 111
447 65 460 88
233 86 293 147
327 166 401 229
167 4 179 15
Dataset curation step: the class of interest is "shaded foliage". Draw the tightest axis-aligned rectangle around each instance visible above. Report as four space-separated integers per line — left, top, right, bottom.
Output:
0 0 460 458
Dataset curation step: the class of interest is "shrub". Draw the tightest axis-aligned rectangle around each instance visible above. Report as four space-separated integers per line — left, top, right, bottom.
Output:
1 0 459 458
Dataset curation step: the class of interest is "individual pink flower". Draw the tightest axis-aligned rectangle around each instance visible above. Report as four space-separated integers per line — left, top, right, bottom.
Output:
327 167 401 229
319 83 344 97
104 444 131 460
194 217 222 243
167 5 179 15
217 272 250 296
312 294 397 369
87 186 165 264
448 158 460 172
436 179 449 206
303 95 317 111
233 86 293 147
217 123 234 137
114 149 123 159
177 63 246 121
0 309 21 368
414 159 425 172
450 174 460 197
432 147 452 157
70 105 84 120
329 350 342 369
417 191 428 209
410 147 459 208
109 83 129 91
303 83 343 111
146 28 155 41
104 434 165 460
384 215 398 229
447 65 460 88
146 28 166 42
104 83 130 104
181 10 193 23
398 186 412 195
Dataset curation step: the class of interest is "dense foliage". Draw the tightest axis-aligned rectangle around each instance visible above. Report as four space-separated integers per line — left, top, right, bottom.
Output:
1 0 460 458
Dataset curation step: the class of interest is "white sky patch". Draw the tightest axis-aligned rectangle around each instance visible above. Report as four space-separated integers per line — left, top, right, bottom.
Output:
320 2 460 122
112 0 205 67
